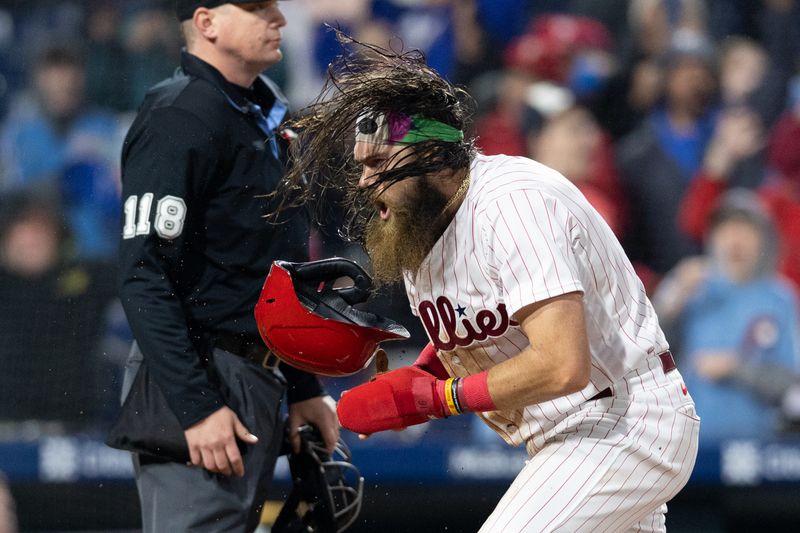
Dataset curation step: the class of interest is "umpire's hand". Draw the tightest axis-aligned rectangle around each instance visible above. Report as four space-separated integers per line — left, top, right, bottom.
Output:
287 395 339 454
184 406 258 477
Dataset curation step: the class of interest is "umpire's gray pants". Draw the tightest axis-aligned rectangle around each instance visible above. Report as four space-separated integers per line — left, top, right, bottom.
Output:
122 343 286 533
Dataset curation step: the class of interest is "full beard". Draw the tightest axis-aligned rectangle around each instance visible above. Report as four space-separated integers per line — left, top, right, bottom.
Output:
364 177 450 286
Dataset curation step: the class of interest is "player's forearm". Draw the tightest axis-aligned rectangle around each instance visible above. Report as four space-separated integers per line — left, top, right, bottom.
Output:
486 293 592 410
487 345 591 410
337 348 590 436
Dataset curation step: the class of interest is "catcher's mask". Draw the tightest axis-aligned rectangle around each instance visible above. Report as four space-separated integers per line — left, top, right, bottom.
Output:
273 425 364 533
255 258 410 376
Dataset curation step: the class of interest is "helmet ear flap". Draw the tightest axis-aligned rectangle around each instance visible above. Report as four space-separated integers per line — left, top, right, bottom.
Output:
273 425 364 533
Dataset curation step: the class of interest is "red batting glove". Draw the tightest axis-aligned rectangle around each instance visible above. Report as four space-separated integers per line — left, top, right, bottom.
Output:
337 366 449 435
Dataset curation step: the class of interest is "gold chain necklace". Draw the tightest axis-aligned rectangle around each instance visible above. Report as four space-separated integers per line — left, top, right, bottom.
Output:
441 172 471 215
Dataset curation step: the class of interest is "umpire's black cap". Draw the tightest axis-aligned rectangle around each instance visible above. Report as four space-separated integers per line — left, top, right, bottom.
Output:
175 1 286 21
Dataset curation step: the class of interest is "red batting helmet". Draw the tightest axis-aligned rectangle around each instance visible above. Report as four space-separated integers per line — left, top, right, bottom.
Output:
255 258 410 376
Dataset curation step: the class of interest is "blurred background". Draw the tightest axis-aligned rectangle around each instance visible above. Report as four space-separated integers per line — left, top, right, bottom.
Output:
1 0 800 531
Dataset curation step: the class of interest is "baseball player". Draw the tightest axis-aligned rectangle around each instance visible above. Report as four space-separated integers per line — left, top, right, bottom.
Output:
281 36 700 532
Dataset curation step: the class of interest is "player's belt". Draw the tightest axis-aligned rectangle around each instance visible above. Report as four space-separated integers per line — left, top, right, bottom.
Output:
214 335 280 370
589 351 676 401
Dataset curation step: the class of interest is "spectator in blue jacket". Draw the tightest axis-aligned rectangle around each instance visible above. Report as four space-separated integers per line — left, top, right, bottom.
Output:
654 189 800 443
0 46 121 259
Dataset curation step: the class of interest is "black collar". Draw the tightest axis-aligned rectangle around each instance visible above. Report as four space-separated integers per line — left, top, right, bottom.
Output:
180 49 278 112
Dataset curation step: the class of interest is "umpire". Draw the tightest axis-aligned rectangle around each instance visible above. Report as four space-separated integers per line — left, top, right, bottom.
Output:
117 1 338 531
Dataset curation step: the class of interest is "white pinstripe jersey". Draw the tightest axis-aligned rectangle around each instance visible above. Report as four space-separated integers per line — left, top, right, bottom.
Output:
403 154 670 447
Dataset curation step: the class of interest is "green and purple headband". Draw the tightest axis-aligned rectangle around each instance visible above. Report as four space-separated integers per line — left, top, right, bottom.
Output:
355 111 464 145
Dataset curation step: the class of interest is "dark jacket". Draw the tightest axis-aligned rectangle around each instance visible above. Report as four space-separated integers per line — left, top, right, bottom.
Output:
119 51 321 428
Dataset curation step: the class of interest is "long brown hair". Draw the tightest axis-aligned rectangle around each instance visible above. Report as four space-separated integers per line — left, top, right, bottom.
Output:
278 31 477 242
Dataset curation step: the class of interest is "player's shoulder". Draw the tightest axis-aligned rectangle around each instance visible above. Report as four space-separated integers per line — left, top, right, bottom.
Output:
469 153 578 209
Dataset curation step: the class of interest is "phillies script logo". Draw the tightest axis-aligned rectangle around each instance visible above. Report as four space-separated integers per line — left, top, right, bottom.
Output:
418 297 519 351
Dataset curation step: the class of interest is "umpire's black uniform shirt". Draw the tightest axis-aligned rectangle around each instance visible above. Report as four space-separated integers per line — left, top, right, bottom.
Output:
119 51 322 429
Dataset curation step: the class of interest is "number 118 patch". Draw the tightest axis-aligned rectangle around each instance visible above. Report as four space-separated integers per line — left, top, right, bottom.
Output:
122 194 187 240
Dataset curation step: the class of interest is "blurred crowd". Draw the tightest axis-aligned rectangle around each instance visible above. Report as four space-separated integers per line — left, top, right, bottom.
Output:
1 0 800 469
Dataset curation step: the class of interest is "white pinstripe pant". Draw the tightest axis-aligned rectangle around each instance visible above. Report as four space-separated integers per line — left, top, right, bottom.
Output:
480 357 700 533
